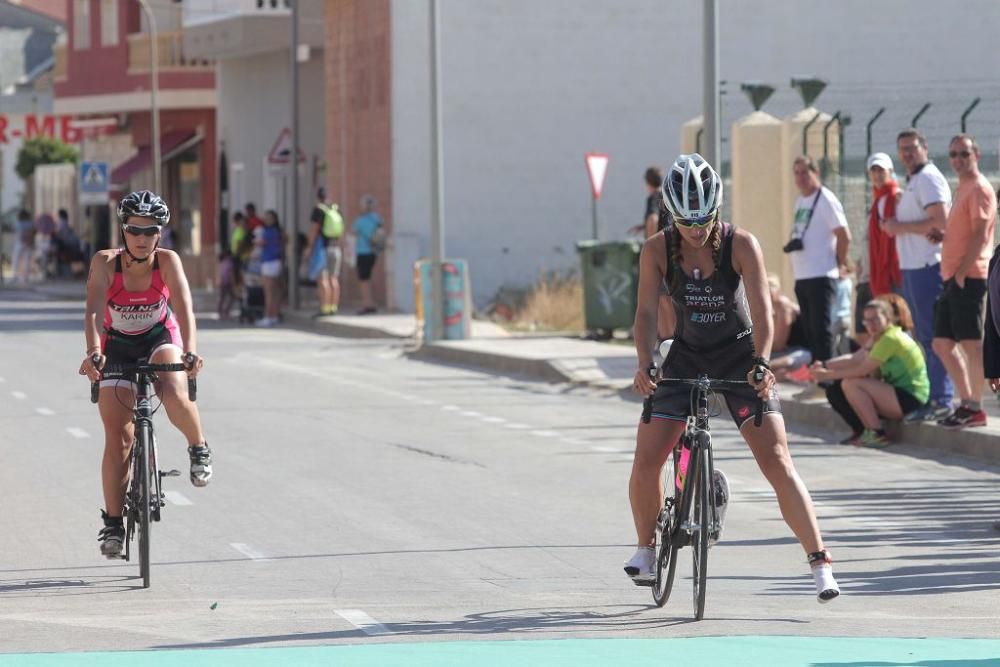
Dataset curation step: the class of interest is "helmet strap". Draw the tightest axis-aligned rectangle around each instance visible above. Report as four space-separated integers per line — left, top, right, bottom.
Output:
120 228 158 264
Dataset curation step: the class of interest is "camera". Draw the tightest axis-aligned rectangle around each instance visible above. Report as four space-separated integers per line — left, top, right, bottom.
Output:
782 238 804 253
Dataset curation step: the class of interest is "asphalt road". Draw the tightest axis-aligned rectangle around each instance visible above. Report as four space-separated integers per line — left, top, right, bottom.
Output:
1 289 998 664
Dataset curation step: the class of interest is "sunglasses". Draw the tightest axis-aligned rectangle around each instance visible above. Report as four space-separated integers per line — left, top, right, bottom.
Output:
673 213 717 229
949 150 972 159
123 224 162 237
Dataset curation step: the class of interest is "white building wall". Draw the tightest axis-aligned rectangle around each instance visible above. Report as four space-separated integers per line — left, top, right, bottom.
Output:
217 49 325 239
391 0 1000 312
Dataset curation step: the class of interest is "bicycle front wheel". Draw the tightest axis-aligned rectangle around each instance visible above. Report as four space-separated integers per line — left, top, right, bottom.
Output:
691 447 710 619
136 423 152 589
652 448 680 607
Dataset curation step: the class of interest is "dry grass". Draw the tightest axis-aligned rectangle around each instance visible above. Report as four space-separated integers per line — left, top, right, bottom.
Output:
509 273 584 332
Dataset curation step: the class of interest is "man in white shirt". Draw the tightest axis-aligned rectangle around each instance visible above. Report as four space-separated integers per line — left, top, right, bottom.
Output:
787 156 852 370
883 128 954 421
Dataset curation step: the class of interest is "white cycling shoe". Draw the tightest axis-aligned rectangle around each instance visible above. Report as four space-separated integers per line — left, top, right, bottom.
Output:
809 550 841 603
623 546 656 583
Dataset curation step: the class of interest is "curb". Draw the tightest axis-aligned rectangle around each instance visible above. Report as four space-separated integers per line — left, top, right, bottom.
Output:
409 342 1000 468
283 312 413 340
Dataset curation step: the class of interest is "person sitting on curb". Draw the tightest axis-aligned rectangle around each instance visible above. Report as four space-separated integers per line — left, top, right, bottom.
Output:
810 299 929 447
768 274 812 382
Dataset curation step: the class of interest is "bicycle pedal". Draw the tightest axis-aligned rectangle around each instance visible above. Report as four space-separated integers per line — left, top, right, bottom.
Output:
632 578 654 587
162 469 181 478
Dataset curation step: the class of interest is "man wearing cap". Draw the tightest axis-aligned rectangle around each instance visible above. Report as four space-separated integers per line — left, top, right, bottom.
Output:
883 128 954 421
931 134 996 429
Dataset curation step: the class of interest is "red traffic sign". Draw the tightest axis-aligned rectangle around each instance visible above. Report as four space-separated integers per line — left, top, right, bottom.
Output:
584 152 609 199
267 127 306 164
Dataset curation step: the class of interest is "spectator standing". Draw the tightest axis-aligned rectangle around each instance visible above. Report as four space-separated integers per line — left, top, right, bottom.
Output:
867 152 902 298
883 128 953 421
12 208 35 284
245 203 263 233
931 135 996 429
787 156 852 371
34 212 56 280
305 187 344 317
352 194 384 315
253 209 285 327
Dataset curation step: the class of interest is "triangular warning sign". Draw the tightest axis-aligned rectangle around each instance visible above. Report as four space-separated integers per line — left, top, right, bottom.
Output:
585 152 609 199
267 127 306 164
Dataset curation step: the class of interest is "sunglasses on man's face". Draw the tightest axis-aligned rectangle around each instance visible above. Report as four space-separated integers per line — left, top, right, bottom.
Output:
673 213 717 229
123 224 162 237
949 150 972 159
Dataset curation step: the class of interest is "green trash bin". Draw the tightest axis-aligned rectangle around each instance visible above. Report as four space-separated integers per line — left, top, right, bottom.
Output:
576 239 642 334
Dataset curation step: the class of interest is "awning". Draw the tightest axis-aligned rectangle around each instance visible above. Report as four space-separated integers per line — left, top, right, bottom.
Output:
110 129 203 190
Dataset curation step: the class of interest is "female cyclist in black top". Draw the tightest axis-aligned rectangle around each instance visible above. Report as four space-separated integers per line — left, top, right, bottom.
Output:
624 154 839 603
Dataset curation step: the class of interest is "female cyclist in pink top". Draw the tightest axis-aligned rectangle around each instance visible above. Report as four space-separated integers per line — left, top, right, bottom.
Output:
78 191 213 559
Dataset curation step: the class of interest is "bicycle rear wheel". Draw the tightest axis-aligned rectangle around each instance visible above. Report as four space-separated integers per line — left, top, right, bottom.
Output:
136 423 152 589
652 449 680 607
691 447 710 619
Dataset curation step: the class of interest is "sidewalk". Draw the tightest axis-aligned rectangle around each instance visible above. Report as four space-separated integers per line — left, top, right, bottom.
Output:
10 279 997 466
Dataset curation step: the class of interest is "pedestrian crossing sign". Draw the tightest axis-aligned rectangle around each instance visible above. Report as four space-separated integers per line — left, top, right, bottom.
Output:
79 161 109 204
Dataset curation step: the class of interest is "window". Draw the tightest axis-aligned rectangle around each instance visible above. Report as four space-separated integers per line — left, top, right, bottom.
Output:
73 0 90 50
101 0 118 47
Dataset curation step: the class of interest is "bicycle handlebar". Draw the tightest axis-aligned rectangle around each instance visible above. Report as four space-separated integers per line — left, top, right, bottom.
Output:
640 374 766 426
89 359 197 404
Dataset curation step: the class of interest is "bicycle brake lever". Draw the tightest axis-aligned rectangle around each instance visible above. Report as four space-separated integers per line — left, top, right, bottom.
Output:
753 368 765 427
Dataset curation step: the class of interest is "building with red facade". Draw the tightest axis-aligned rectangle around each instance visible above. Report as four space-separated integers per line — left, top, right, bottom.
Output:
53 0 217 283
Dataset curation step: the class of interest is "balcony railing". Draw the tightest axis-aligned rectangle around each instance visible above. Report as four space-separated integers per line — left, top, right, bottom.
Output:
53 43 67 80
127 31 213 72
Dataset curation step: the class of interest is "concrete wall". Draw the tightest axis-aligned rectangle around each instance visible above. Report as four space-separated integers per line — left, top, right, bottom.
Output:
217 49 325 242
388 0 1000 312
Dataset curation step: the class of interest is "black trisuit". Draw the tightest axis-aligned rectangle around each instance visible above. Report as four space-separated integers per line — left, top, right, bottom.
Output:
651 222 781 427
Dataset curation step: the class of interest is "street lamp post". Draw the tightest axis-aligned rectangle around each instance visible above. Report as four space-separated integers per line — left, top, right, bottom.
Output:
289 0 300 309
428 0 445 342
136 0 160 194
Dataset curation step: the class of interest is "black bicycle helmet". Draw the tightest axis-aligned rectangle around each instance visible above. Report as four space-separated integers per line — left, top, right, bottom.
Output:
117 190 170 226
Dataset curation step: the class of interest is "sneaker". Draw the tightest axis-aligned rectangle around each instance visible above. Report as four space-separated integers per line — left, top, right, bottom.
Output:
98 511 125 559
623 546 656 583
839 431 863 445
808 551 840 603
937 406 987 430
710 469 730 546
859 429 891 448
904 401 951 423
188 444 213 487
255 317 276 327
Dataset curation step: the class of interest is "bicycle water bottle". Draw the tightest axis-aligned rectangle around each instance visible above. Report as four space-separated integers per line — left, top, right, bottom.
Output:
675 439 691 494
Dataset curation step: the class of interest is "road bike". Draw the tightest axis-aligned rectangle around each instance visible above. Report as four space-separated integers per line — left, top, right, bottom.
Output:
91 358 196 588
640 372 763 619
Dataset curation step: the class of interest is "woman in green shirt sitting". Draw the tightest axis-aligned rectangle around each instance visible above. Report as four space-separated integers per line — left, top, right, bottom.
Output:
811 299 929 447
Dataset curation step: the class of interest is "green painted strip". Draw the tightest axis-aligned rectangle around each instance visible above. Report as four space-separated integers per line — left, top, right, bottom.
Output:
2 637 999 667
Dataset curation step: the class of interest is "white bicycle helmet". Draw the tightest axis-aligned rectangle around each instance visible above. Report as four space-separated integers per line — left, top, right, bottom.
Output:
661 153 723 222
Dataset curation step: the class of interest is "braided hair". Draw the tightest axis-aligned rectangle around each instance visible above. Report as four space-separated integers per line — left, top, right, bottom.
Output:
666 218 724 293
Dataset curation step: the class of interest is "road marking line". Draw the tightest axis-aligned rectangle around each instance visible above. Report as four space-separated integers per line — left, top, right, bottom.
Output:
164 491 193 506
335 609 391 636
590 445 624 452
481 416 506 424
11 391 27 400
35 407 55 416
530 430 559 438
67 427 90 439
230 543 271 561
459 410 484 418
504 423 531 430
441 405 460 411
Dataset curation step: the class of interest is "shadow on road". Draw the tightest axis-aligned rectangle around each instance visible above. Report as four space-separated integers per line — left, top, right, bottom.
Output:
152 603 807 649
0 574 136 597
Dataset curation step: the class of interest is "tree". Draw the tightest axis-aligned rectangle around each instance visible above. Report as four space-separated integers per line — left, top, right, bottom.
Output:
15 137 79 180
